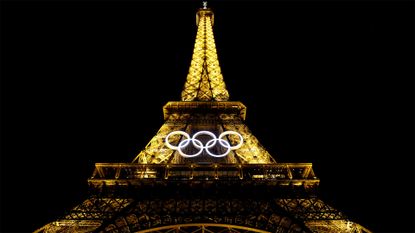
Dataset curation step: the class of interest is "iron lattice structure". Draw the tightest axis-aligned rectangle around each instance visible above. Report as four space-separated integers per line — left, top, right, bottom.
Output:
35 4 371 233
181 7 229 101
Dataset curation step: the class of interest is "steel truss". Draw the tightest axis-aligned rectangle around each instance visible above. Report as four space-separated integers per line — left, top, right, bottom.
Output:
34 4 372 233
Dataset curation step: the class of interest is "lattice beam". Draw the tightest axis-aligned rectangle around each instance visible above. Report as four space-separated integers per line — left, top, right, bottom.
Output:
305 220 372 233
181 8 229 101
132 113 189 164
94 198 312 233
88 163 319 188
275 199 345 221
221 115 275 164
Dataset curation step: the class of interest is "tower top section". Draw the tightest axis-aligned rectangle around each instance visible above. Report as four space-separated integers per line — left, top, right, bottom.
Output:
132 4 275 165
181 5 229 101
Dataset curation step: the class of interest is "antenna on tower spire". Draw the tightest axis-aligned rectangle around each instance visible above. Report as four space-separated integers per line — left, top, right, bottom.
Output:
202 1 208 9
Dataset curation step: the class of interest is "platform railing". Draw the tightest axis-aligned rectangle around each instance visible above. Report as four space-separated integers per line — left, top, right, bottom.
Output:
89 163 319 184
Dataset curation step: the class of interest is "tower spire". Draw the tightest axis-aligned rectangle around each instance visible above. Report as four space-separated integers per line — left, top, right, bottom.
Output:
181 5 229 101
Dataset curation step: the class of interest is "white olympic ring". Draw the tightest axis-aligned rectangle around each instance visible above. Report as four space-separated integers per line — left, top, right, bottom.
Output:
165 130 244 158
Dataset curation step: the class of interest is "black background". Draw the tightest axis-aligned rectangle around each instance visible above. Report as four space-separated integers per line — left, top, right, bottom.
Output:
1 0 414 232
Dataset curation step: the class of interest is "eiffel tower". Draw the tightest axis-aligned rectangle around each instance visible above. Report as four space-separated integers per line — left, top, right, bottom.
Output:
35 2 372 233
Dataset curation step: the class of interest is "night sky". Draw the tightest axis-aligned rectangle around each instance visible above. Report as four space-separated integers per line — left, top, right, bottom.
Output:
1 0 414 232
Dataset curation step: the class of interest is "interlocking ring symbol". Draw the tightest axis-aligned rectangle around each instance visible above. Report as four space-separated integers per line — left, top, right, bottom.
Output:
165 130 243 158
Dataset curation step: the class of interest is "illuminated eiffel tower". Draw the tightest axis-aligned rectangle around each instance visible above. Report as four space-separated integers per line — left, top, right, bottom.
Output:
35 2 371 233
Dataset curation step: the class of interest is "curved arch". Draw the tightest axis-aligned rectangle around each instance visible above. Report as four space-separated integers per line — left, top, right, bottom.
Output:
137 223 270 233
96 198 312 233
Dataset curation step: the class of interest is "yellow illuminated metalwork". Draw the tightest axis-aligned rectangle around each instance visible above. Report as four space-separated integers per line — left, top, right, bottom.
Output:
132 112 276 164
305 220 372 233
138 223 270 233
221 114 276 164
181 8 229 101
132 113 188 164
33 198 133 233
34 4 372 233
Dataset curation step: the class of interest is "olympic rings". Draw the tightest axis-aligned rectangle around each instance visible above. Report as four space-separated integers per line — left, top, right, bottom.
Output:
164 130 243 158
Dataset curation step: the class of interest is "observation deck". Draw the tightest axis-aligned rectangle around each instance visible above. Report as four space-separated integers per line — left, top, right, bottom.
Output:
163 101 247 120
88 163 319 189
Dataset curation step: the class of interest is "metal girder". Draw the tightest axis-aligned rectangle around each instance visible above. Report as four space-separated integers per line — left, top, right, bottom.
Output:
134 223 271 233
275 199 345 221
88 163 319 186
222 117 275 164
305 220 373 233
34 4 372 233
163 102 247 121
63 197 133 221
93 197 312 233
132 111 277 165
132 113 188 164
181 8 229 101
